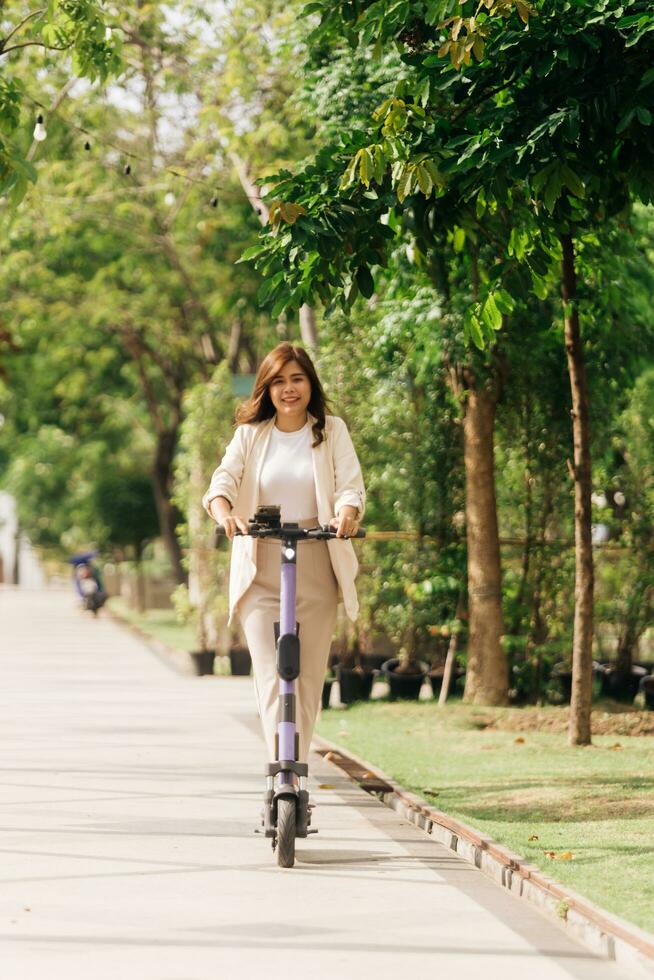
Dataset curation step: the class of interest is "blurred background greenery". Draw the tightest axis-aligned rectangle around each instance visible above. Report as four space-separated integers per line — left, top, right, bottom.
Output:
0 0 652 722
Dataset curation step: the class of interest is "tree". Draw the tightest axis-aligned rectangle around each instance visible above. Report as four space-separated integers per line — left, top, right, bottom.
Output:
93 470 160 611
243 0 654 737
0 3 273 578
318 281 466 672
174 363 237 651
0 1 121 204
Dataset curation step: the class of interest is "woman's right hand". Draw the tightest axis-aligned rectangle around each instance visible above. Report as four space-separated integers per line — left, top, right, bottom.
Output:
218 514 249 540
208 497 249 539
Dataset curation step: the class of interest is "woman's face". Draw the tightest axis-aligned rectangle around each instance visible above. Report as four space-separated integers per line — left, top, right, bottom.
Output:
268 359 312 421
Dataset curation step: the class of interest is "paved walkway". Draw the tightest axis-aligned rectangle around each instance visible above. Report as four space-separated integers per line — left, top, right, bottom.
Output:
0 588 638 980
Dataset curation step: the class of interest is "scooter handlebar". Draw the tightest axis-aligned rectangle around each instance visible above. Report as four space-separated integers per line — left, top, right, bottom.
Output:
214 523 366 541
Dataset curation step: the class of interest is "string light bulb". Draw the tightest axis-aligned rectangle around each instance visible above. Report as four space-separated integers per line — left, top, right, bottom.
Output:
164 191 176 206
123 163 131 176
210 195 218 208
33 114 47 142
84 140 91 151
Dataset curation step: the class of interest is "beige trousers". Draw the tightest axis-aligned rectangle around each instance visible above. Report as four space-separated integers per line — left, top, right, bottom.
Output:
237 517 338 763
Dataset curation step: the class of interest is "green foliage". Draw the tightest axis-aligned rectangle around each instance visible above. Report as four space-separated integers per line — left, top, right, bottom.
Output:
318 285 466 660
0 1 122 204
173 363 238 648
594 367 654 660
93 471 159 554
243 0 654 344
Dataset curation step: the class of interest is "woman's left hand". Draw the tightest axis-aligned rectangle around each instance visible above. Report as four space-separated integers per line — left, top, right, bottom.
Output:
329 506 359 538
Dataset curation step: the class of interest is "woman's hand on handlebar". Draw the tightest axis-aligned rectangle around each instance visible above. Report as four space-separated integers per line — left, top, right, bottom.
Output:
218 515 249 539
329 505 360 539
208 497 249 539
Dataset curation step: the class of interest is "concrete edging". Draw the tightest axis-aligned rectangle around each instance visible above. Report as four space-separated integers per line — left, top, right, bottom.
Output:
313 733 654 980
104 606 195 677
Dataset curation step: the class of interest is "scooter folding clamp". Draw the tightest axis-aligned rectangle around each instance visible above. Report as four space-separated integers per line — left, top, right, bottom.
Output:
266 760 308 778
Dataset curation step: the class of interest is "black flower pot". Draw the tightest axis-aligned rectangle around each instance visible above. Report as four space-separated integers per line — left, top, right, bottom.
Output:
229 646 252 676
381 658 429 701
551 662 573 702
641 676 654 711
598 664 648 702
322 678 335 710
190 649 215 676
336 666 374 705
429 665 465 698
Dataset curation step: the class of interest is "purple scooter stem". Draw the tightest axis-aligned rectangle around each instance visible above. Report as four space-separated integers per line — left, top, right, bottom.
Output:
278 553 297 783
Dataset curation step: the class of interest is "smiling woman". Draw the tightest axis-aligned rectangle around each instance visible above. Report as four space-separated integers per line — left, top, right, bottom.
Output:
202 341 366 764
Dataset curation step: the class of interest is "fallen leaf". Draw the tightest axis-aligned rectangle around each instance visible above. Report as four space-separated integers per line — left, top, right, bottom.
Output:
317 784 336 790
544 850 574 861
362 771 375 778
324 751 337 761
528 834 539 841
609 743 623 750
338 730 349 738
514 736 525 744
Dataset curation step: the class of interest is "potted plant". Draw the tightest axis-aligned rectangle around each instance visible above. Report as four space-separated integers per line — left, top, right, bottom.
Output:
640 674 654 711
335 627 375 705
597 661 648 702
228 632 252 676
332 623 374 704
380 618 429 701
322 668 336 710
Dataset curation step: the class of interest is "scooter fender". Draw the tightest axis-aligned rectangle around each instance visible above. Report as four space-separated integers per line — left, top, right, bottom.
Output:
273 784 299 803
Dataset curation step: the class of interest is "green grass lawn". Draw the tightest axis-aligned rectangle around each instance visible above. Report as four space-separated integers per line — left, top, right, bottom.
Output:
317 699 654 933
108 598 198 652
108 598 232 675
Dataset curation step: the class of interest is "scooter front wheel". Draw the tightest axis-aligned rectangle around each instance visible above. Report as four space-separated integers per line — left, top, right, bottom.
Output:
276 797 296 868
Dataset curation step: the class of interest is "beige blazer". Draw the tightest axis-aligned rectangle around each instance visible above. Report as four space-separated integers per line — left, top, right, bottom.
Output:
202 413 366 626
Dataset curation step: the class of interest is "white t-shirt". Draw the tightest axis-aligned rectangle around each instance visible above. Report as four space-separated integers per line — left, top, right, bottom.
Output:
258 421 318 522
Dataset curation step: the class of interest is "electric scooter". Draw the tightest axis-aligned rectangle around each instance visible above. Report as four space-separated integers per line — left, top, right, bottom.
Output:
217 504 365 868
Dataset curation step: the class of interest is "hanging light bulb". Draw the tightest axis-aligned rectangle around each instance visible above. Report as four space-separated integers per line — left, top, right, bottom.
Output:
84 140 91 151
123 163 131 176
33 114 47 142
210 195 218 208
164 191 175 206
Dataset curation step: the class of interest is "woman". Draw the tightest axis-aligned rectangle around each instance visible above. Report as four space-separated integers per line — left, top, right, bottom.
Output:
202 342 366 764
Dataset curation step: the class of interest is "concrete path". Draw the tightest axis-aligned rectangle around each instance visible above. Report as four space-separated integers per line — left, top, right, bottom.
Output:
0 588 638 980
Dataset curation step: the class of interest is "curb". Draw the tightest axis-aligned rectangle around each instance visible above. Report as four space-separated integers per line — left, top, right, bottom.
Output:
104 606 196 677
313 733 654 980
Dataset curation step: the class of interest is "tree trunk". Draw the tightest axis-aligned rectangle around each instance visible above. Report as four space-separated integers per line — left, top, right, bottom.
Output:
188 457 217 652
299 304 319 352
561 233 594 746
511 395 534 636
438 593 465 706
530 486 554 646
134 540 146 613
227 317 243 373
230 152 320 351
616 630 635 676
152 429 186 584
462 382 508 704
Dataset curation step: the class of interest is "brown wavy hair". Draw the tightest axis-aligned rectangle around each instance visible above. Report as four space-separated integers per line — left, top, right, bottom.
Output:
235 342 330 447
